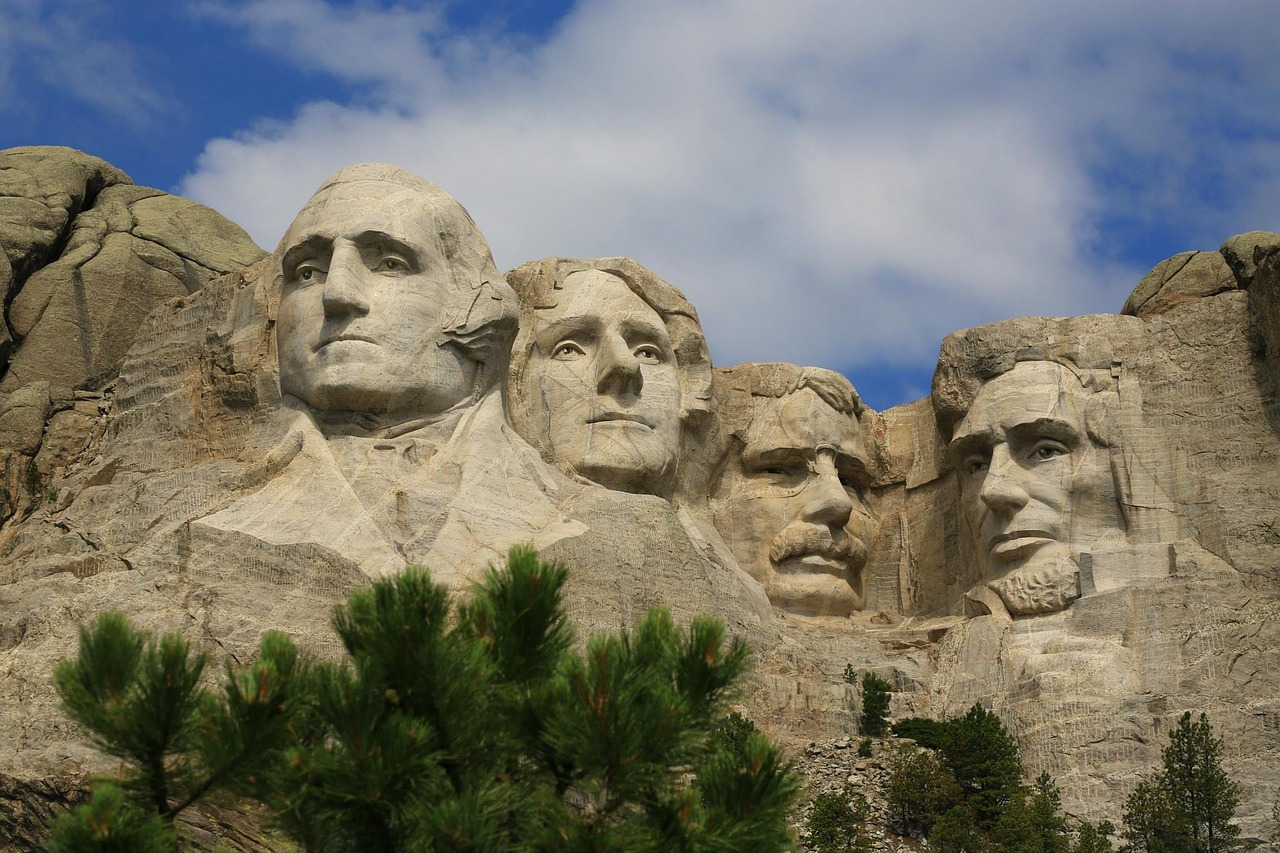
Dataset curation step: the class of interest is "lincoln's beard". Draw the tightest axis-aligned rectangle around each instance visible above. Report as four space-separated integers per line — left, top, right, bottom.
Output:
986 549 1080 616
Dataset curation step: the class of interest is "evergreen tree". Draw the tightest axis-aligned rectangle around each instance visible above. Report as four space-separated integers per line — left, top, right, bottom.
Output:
1028 774 1070 853
46 546 797 852
1122 778 1185 853
931 804 987 853
885 742 960 836
859 672 892 737
46 611 304 848
941 704 1024 830
1074 821 1115 853
805 783 872 853
1121 712 1243 853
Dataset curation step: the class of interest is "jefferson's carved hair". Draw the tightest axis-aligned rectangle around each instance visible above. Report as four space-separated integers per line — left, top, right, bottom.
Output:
505 257 714 425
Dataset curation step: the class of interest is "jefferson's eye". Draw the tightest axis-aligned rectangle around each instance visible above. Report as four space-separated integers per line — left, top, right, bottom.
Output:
1030 441 1069 462
553 342 585 359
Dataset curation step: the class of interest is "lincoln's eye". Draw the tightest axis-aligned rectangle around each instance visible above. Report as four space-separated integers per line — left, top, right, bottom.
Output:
634 345 662 363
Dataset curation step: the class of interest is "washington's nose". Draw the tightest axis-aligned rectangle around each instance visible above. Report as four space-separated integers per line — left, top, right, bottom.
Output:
803 456 854 527
596 333 642 395
322 245 371 316
978 445 1030 513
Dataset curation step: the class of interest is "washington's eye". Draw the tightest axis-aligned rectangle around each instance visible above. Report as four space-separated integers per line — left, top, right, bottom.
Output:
376 255 409 273
553 342 585 359
295 263 324 283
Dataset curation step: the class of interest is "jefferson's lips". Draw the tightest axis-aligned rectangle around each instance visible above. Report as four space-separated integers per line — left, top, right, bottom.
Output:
587 412 654 428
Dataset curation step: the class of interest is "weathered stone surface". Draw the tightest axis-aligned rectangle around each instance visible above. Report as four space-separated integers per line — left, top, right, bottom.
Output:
1 155 1278 848
0 146 265 540
1121 250 1237 318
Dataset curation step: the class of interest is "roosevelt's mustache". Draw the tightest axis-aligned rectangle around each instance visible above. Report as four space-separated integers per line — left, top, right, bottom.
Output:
770 526 853 564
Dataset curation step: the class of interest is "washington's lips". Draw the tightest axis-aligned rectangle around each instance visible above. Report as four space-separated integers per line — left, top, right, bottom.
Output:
587 411 654 428
317 333 377 349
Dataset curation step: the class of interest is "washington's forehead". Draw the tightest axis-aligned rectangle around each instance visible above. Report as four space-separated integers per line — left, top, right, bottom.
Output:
283 181 444 245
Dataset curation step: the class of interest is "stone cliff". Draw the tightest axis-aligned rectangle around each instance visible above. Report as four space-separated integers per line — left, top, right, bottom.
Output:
0 147 1277 849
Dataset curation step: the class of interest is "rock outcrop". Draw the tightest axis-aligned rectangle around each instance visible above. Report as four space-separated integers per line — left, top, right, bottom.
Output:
0 148 1277 849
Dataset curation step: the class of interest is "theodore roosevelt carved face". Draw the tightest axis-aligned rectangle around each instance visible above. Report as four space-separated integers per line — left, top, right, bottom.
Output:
276 165 515 424
948 360 1126 614
709 365 876 617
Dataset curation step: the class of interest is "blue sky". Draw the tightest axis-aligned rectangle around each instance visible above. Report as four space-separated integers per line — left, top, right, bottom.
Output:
4 0 1280 410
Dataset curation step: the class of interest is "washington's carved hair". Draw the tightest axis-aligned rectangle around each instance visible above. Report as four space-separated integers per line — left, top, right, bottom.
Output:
272 163 519 376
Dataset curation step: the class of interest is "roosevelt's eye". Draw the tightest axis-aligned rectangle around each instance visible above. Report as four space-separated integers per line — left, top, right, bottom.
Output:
553 342 585 359
963 454 988 475
634 345 663 363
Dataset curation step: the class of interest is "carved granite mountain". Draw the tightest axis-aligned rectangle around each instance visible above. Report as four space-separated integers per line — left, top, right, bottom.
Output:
0 148 1277 848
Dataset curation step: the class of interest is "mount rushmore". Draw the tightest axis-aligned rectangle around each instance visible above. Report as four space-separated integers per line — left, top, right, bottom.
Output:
1 146 1278 845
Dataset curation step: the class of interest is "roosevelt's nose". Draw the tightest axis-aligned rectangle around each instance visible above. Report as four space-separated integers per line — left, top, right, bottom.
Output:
596 333 643 396
978 444 1030 513
322 244 371 317
802 453 854 528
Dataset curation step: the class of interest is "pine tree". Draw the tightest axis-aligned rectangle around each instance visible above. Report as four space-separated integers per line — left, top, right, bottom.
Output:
885 742 960 837
1121 712 1243 853
47 546 798 851
859 672 892 737
805 783 872 853
941 704 1024 830
46 612 304 850
1074 820 1116 853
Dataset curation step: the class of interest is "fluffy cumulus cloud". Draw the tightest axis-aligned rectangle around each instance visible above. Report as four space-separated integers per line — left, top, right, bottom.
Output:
180 0 1280 399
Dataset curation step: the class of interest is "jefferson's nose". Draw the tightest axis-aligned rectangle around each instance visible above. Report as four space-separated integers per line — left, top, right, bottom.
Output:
596 333 642 396
322 244 371 316
978 444 1030 513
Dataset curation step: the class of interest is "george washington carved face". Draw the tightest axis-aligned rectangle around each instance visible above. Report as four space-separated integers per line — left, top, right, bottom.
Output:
276 166 513 424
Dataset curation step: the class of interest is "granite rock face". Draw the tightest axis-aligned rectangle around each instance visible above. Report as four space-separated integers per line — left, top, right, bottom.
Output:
0 149 1278 848
0 146 265 534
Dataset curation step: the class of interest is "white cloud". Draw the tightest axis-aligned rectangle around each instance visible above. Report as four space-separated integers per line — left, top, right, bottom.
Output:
179 0 1280 379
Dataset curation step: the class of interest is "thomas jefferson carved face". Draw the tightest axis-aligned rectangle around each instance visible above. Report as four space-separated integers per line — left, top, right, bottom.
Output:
949 361 1125 610
711 385 874 616
277 179 480 419
525 270 683 495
